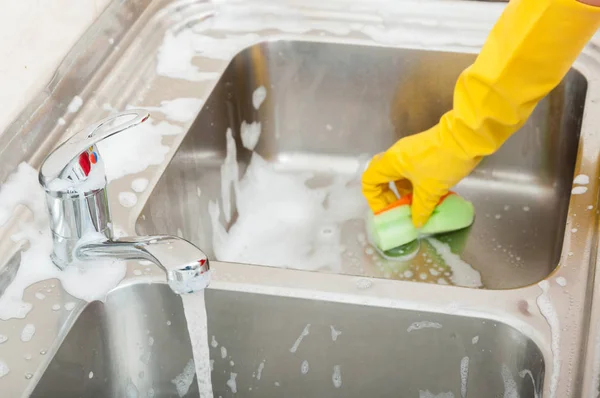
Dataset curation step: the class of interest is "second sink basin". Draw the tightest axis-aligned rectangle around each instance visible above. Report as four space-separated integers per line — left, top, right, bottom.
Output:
137 39 587 289
31 281 543 397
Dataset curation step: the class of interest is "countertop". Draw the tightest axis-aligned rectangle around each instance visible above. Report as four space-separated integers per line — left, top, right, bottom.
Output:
0 0 109 136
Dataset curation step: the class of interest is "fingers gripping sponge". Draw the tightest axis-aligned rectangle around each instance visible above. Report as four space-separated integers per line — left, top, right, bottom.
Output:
367 192 474 252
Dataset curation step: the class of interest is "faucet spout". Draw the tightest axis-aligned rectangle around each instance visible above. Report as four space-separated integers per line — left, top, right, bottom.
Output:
75 235 211 294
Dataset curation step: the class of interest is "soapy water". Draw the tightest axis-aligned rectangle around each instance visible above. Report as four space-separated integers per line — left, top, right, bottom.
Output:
419 391 454 398
536 281 560 398
0 163 127 320
460 356 469 398
182 292 213 398
290 324 311 353
501 364 519 398
407 321 442 333
209 121 482 287
171 358 197 398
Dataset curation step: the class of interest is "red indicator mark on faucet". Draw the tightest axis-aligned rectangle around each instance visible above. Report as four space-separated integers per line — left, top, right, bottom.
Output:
78 152 91 176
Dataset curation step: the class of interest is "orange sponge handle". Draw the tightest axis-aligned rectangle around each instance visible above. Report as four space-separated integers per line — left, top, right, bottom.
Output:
373 191 455 216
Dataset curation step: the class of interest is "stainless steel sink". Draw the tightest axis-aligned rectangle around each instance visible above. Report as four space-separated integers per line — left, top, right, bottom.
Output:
136 39 587 290
31 281 543 397
2 0 600 397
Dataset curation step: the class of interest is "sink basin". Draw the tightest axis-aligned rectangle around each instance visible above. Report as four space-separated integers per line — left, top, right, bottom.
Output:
137 40 587 289
31 281 543 397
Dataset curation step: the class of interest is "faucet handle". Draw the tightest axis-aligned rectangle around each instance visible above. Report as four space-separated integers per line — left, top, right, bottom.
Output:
39 110 149 196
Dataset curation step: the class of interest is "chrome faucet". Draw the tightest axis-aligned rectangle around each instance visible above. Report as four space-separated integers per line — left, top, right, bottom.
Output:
37 110 210 294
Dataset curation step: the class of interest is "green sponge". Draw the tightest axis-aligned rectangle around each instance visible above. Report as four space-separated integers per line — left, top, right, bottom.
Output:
367 192 474 253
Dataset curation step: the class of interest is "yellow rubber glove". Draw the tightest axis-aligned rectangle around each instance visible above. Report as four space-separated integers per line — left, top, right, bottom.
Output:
362 0 600 227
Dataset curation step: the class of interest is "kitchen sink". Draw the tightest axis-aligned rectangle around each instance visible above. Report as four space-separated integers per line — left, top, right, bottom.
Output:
137 39 588 289
3 0 600 397
31 281 543 398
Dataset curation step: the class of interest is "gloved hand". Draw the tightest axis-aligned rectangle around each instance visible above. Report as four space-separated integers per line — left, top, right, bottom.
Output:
362 0 600 228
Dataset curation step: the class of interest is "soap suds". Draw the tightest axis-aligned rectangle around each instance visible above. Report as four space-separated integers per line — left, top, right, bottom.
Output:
471 336 479 344
119 192 138 208
0 361 9 378
156 30 220 81
240 121 261 150
0 163 127 320
21 324 35 342
460 356 469 398
171 358 196 397
332 365 342 388
227 372 238 393
211 336 218 348
64 302 76 311
419 391 454 398
573 174 589 185
290 324 311 353
67 95 83 113
219 128 239 224
427 239 482 288
555 277 567 287
330 325 342 341
256 360 265 380
0 335 7 344
301 360 309 374
98 119 182 182
252 86 267 110
501 364 519 398
407 321 442 332
572 186 588 195
519 369 539 398
536 281 559 398
131 178 149 193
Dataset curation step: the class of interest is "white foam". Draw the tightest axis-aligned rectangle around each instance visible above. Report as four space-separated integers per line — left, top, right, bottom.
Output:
64 302 76 311
125 379 139 398
57 118 66 126
501 364 519 398
419 391 455 398
460 356 469 398
555 277 567 287
51 304 60 311
471 336 479 344
427 239 482 288
67 95 83 113
89 371 94 379
171 358 196 397
252 86 267 110
256 360 265 380
219 128 239 224
574 174 589 185
407 321 442 333
301 360 309 374
0 360 8 378
227 372 238 393
34 292 45 300
156 30 220 81
98 119 182 182
572 186 588 195
290 324 311 353
182 292 214 398
536 280 559 398
330 325 342 341
354 277 373 290
0 164 127 320
518 369 539 398
0 335 7 344
211 336 218 348
119 192 138 208
240 121 261 150
131 178 149 193
20 324 35 342
332 365 342 388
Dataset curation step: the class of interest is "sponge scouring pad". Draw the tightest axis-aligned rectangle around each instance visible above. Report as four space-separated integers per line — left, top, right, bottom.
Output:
367 192 474 253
